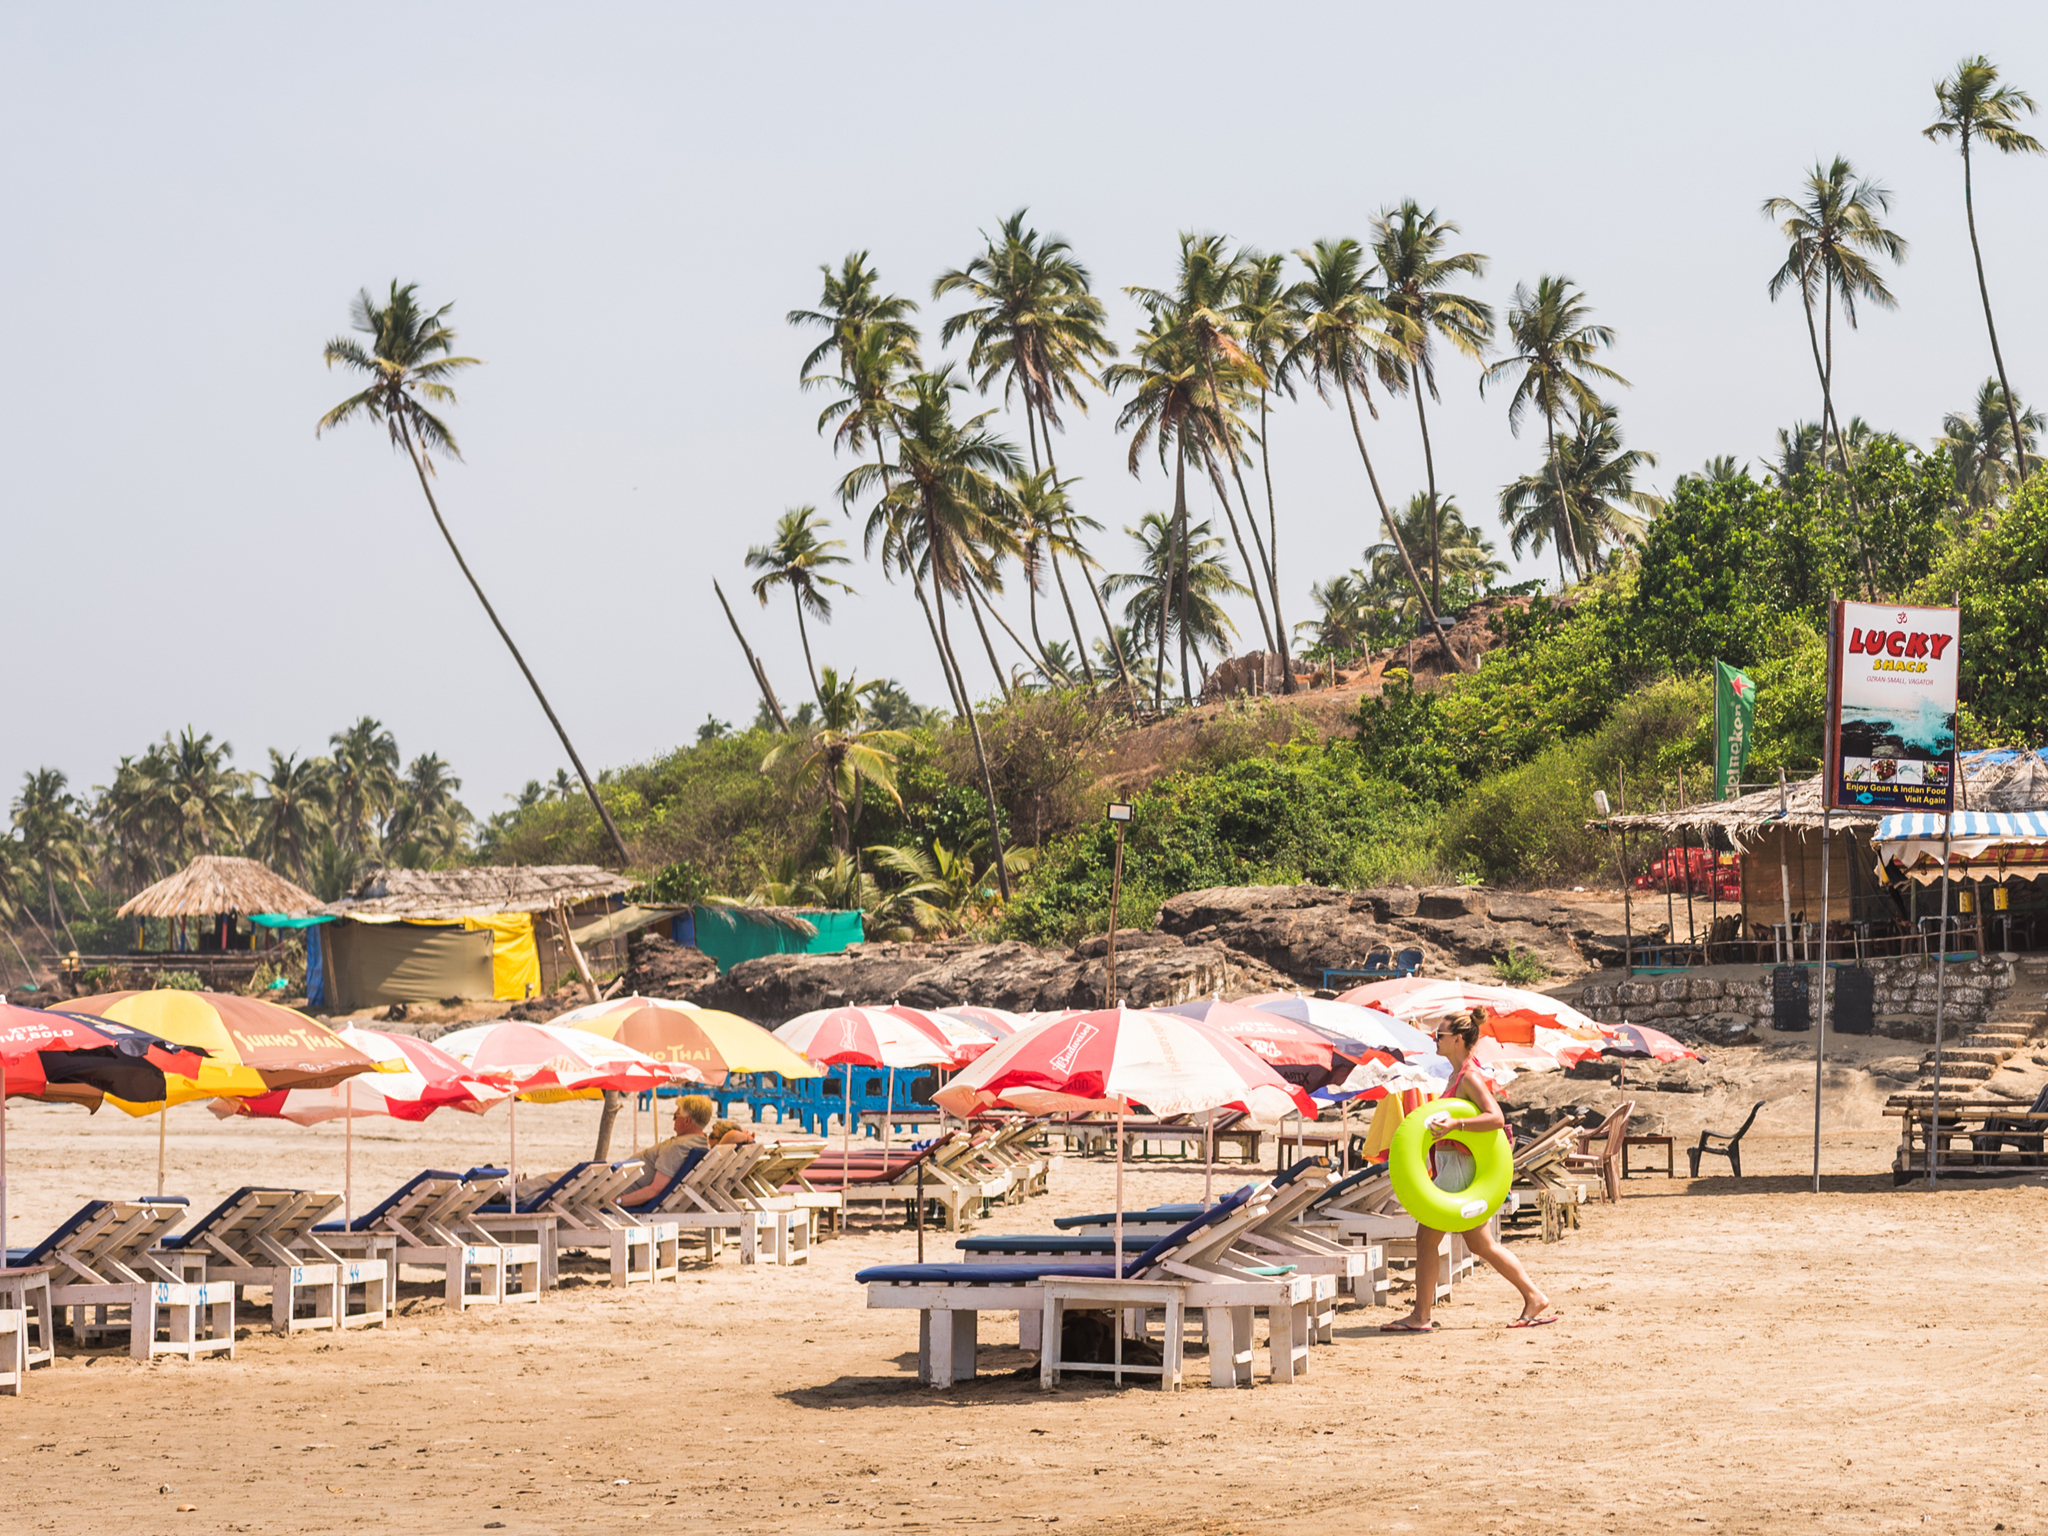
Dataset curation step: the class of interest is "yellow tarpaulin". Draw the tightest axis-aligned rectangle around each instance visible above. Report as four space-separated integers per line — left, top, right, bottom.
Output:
460 914 539 1001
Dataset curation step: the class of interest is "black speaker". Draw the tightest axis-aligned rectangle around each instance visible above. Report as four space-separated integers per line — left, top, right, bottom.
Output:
1772 965 1810 1031
1833 968 1875 1035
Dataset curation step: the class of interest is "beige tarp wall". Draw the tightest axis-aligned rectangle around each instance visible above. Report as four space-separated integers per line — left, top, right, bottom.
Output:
1739 825 1887 928
324 920 495 1013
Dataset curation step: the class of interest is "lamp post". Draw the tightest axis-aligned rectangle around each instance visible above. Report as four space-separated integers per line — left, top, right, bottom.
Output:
1104 803 1132 1008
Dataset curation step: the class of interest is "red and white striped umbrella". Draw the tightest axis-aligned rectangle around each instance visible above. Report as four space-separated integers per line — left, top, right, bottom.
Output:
214 1026 511 1125
889 1005 998 1063
940 1005 1028 1038
932 1006 1316 1123
773 1007 960 1070
1161 997 1357 1087
434 1021 693 1096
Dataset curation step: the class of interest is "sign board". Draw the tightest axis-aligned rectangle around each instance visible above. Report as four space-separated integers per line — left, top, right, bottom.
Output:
1823 600 1961 811
1713 661 1757 801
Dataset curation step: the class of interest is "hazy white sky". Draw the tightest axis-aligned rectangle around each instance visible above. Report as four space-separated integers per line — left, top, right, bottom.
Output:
4 3 2045 818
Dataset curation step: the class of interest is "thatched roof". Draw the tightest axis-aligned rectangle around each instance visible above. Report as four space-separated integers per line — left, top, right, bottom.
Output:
117 855 322 919
1599 750 2048 846
326 864 635 920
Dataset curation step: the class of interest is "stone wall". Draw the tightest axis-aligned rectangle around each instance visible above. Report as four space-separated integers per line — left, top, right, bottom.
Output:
1576 955 2019 1045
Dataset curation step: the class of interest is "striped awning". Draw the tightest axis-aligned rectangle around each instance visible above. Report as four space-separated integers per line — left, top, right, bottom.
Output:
1875 811 2048 844
1875 810 2048 881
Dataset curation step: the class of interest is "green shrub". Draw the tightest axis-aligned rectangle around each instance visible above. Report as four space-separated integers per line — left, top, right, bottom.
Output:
155 970 204 992
1492 947 1548 984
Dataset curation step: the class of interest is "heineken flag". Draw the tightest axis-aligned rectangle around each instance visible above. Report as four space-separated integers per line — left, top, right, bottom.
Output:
1714 661 1756 801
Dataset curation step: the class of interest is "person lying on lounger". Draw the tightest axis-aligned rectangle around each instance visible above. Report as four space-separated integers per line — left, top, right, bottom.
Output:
616 1094 752 1207
1382 1007 1556 1333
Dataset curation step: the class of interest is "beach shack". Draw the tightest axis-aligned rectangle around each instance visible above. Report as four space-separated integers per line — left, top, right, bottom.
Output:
103 855 322 984
307 864 638 1013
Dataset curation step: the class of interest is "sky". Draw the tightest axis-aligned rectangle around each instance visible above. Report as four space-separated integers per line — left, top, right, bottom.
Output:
4 3 2046 821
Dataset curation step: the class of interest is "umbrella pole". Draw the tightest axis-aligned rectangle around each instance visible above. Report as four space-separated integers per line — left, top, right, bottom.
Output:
1 1060 8 1260
510 1094 519 1215
345 1078 354 1228
1340 1098 1350 1176
1204 1106 1215 1207
158 1102 167 1197
1114 1101 1125 1278
842 1069 852 1174
883 1070 895 1150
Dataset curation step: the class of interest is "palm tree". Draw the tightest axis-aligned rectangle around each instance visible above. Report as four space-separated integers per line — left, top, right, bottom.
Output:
1364 494 1507 606
251 750 331 882
1296 571 1399 662
1235 250 1302 688
863 679 946 731
746 506 855 704
788 252 922 386
1479 276 1629 583
384 754 472 865
13 769 89 948
160 728 246 858
761 669 911 859
1940 376 2044 511
866 840 1036 937
318 281 632 865
1498 403 1660 578
1103 513 1247 683
94 752 177 889
327 718 400 858
1371 202 1495 610
841 369 1022 895
1283 239 1458 669
1762 160 1909 520
1126 236 1276 659
1927 57 2042 481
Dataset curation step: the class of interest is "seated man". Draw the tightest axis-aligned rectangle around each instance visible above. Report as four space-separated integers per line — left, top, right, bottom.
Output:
617 1095 751 1207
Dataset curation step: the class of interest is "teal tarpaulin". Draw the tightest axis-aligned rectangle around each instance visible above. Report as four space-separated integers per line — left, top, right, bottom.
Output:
690 906 864 973
250 913 336 928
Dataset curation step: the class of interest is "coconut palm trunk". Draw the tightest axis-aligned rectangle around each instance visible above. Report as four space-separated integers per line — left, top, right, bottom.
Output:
1337 378 1464 672
1196 358 1276 653
1413 388 1443 610
791 590 823 703
962 583 1013 699
1258 389 1295 693
1960 134 2029 480
912 575 969 718
1543 409 1581 580
396 420 632 865
929 594 1011 899
1817 281 1878 598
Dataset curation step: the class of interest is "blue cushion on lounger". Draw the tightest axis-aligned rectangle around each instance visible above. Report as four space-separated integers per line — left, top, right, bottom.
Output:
477 1163 591 1215
313 1169 466 1233
8 1200 111 1266
955 1235 1135 1255
160 1187 270 1249
855 1262 1120 1284
1311 1166 1377 1209
1124 1185 1255 1274
1052 1203 1204 1230
1272 1155 1326 1188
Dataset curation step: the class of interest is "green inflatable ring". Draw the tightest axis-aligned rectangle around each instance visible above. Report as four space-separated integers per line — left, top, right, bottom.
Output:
1388 1096 1512 1232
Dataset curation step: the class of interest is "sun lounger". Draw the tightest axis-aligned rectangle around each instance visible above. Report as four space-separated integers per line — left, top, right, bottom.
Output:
9 1199 234 1362
477 1161 679 1288
0 1307 22 1394
860 1187 1317 1389
313 1170 541 1310
158 1187 389 1332
808 1135 994 1231
640 1146 780 1264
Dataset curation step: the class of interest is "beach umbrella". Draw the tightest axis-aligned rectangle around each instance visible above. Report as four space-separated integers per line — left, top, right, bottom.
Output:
940 1005 1027 1038
774 1007 958 1169
1236 993 1435 1058
550 996 820 1086
933 1006 1318 1254
1161 998 1360 1086
889 1005 996 1063
435 1022 699 1210
71 990 385 1195
0 1005 207 1255
1337 978 1604 1042
209 1026 511 1226
1557 1023 1701 1067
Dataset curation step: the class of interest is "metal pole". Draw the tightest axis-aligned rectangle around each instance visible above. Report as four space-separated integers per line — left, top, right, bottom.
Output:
1105 822 1126 1008
1778 769 1795 966
1929 816 1954 1186
158 1102 167 1197
1203 1106 1215 1205
916 1156 926 1262
1113 1099 1126 1277
344 1077 354 1228
1677 769 1698 951
1812 804 1830 1193
0 1060 8 1261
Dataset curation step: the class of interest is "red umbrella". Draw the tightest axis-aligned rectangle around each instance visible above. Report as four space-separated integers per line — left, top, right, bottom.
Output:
1559 1024 1701 1065
773 1007 958 1167
1160 997 1358 1088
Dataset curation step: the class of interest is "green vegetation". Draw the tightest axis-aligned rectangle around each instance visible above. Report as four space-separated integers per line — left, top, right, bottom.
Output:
1492 947 1549 985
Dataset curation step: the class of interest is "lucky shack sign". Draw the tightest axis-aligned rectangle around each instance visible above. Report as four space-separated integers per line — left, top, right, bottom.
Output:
1823 600 1962 812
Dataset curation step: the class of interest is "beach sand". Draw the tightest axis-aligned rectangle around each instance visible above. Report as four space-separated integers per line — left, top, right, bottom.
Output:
4 1099 2047 1535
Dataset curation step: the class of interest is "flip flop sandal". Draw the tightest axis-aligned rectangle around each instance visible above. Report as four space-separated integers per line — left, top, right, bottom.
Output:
1379 1319 1438 1333
1509 1313 1560 1328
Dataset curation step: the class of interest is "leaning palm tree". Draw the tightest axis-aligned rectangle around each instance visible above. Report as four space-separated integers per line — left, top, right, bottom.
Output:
1478 276 1629 582
760 668 911 859
1940 376 2044 511
1103 513 1247 684
746 506 855 704
1364 494 1508 604
1498 403 1660 580
841 369 1022 895
1283 239 1458 669
1371 201 1495 609
1007 470 1102 679
1762 160 1909 500
317 281 631 865
12 768 89 948
1235 250 1302 687
1926 56 2042 482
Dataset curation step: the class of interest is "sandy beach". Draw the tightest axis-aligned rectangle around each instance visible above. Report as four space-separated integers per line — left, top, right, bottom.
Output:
5 1095 2048 1536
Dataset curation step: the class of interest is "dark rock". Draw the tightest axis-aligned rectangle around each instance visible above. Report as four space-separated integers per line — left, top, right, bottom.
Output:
624 930 720 1000
4 987 53 1009
1071 929 1183 960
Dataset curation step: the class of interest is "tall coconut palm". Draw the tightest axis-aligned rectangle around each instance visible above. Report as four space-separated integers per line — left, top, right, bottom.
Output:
788 252 922 387
317 281 631 865
760 668 911 859
1007 470 1102 681
384 754 472 865
1940 376 2044 510
1103 513 1246 685
935 213 1122 686
1235 250 1301 688
95 753 176 889
12 769 89 948
1479 276 1629 583
746 506 855 704
1926 57 2042 482
1371 202 1495 609
327 717 400 858
159 729 247 858
251 750 331 881
1762 161 1909 510
841 369 1023 895
1498 402 1660 579
1283 239 1459 669
1363 494 1508 605
1127 236 1275 658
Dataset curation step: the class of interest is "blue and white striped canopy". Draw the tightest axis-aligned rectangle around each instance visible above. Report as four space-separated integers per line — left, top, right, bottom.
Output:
1875 811 2048 844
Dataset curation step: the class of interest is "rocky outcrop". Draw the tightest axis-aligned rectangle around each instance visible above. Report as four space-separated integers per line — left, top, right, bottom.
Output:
1156 884 1616 988
692 936 1290 1026
624 930 721 999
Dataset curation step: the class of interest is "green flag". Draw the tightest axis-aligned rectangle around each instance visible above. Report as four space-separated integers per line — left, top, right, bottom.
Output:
1714 660 1756 800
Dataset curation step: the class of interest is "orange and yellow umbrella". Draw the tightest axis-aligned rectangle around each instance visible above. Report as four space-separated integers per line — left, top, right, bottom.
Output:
69 991 383 1113
548 995 819 1087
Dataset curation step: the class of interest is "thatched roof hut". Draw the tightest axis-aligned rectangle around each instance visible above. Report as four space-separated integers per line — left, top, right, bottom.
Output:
324 865 634 921
116 855 321 920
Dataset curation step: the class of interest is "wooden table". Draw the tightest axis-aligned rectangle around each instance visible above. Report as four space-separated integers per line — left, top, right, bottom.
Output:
1622 1134 1675 1178
1883 1099 2048 1182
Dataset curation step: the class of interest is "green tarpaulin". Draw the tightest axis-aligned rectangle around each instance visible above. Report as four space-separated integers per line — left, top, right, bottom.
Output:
690 906 864 973
249 913 336 928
